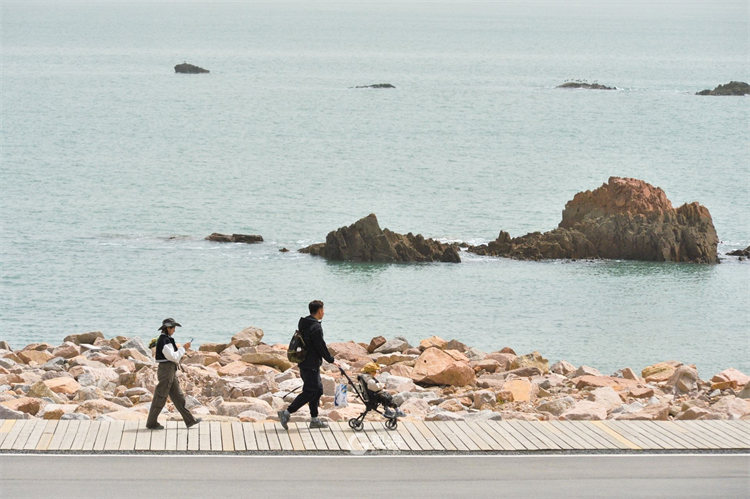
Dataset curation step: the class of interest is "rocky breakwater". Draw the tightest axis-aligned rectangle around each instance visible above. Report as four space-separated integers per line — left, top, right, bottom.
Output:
174 62 209 74
1 331 748 424
299 213 461 263
470 177 718 263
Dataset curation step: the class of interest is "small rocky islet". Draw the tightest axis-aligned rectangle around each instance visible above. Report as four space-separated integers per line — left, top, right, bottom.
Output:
1 330 748 424
695 81 750 96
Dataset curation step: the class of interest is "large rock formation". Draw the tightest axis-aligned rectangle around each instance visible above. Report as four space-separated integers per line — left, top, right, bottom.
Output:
299 214 461 263
174 62 209 74
469 177 718 263
696 81 750 96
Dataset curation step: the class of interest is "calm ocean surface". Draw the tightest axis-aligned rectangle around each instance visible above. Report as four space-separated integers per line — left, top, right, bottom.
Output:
1 0 748 376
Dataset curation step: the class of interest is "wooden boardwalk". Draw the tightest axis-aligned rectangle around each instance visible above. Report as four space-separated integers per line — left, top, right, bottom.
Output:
0 419 747 454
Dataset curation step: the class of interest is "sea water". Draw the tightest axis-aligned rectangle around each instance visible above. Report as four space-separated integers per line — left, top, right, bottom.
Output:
1 0 748 376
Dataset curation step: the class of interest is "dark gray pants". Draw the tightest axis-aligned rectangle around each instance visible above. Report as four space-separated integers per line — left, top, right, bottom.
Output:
146 362 197 427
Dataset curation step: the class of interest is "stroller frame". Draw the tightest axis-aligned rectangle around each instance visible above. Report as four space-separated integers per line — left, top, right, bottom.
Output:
338 367 398 431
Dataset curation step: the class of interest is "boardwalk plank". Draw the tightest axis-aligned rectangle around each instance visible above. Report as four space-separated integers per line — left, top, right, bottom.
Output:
263 422 281 451
12 419 39 450
591 421 640 450
58 420 80 451
414 421 444 450
0 420 15 446
150 421 166 451
165 421 178 451
318 425 340 451
486 421 525 450
629 421 682 449
254 422 270 451
2 420 29 450
434 422 469 451
496 421 538 450
69 420 91 451
392 422 420 451
119 420 138 451
549 421 598 450
464 422 503 451
362 422 386 450
663 421 721 449
690 421 747 448
537 421 578 450
104 421 123 451
210 421 222 451
309 427 329 450
446 421 482 451
458 422 493 451
338 423 366 454
283 423 304 451
605 420 662 449
19 420 46 450
643 421 700 450
231 422 246 451
579 421 628 450
402 422 431 450
274 424 293 451
242 422 258 451
221 422 235 452
702 421 750 447
372 421 404 452
199 421 211 451
36 420 59 451
329 422 353 452
134 420 151 451
294 423 315 451
422 422 456 451
187 424 199 451
513 421 560 450
93 421 111 451
177 425 188 451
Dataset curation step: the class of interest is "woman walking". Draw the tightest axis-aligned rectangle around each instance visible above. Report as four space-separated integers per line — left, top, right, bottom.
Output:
146 318 201 430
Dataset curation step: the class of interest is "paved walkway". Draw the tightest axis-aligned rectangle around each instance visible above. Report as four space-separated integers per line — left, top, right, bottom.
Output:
0 418 748 453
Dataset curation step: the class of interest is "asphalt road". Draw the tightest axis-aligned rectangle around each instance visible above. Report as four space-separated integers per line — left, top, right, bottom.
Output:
1 454 748 498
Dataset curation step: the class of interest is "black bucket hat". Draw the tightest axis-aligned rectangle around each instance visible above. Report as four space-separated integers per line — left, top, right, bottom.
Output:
158 317 182 331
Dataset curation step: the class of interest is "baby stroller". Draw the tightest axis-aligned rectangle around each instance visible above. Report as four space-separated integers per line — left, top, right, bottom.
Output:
338 366 400 431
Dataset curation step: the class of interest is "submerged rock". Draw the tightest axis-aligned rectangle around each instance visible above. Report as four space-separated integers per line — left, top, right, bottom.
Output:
557 80 616 90
469 177 718 263
696 81 750 96
206 233 263 244
174 62 210 74
299 214 461 263
354 83 395 89
727 245 750 257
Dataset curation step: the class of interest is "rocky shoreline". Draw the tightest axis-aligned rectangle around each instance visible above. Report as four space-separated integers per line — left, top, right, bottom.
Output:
1 330 748 424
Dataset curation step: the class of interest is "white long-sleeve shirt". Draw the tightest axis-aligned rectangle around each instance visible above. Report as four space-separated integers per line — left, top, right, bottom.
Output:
159 343 186 364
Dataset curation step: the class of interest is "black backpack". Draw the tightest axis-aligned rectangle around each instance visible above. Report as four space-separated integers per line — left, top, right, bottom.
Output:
287 329 307 363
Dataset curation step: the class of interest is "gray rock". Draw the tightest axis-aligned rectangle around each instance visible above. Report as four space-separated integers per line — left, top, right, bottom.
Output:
42 357 66 371
0 405 30 419
119 337 152 359
425 410 466 422
175 62 209 74
63 331 104 345
0 357 17 369
463 410 504 422
0 341 11 350
392 391 440 406
536 396 576 416
185 395 202 409
374 336 411 354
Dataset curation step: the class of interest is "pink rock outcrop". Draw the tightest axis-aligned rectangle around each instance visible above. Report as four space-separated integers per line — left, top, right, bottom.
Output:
470 177 718 263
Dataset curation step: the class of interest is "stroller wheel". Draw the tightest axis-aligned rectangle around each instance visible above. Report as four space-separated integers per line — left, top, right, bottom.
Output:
348 418 364 431
385 418 397 430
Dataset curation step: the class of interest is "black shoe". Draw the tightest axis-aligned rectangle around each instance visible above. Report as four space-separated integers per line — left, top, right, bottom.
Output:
146 423 164 430
278 410 290 430
186 418 202 428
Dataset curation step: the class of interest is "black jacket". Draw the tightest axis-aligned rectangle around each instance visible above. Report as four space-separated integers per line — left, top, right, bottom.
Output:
154 333 178 362
297 315 334 370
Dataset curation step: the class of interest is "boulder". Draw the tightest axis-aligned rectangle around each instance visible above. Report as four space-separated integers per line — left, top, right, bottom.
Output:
375 353 416 366
503 378 538 402
28 381 66 403
237 410 268 422
241 349 292 372
218 399 273 417
63 331 105 345
710 368 750 391
119 337 151 359
299 214 461 263
52 342 81 359
629 386 655 399
550 360 576 376
615 403 670 421
472 390 497 409
217 361 254 377
38 403 78 419
328 341 369 362
17 350 54 365
696 81 750 96
199 343 229 354
419 336 447 351
665 365 699 394
572 365 602 378
727 245 750 257
183 352 221 366
75 399 128 418
510 351 549 374
471 359 502 373
586 386 623 412
411 347 475 386
738 383 750 399
174 62 209 74
710 396 750 419
642 361 681 383
0 404 30 419
561 401 607 420
469 177 718 263
231 327 264 348
536 396 576 416
43 376 81 395
485 352 516 371
1 397 42 415
373 337 411 354
206 233 263 244
366 336 386 353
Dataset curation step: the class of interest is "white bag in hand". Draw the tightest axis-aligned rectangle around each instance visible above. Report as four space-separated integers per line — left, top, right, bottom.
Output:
334 383 348 407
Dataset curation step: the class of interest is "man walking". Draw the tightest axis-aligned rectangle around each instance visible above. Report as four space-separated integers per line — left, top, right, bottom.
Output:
146 318 201 430
279 300 338 429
